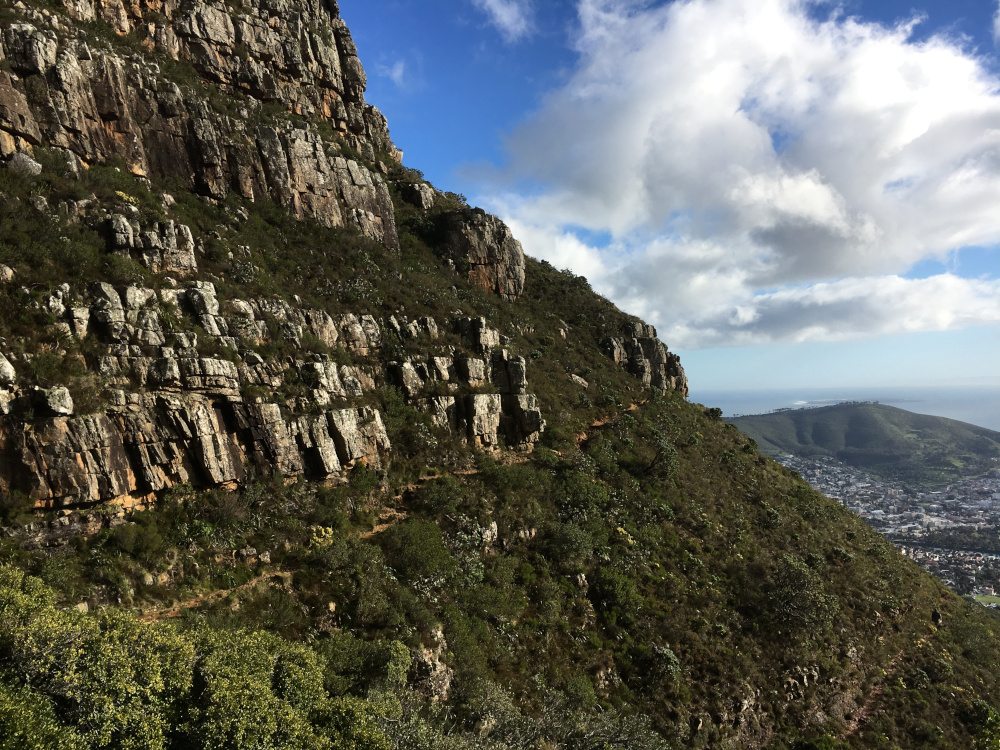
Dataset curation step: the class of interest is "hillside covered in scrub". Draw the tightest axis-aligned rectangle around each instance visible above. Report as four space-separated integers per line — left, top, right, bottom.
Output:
2 1 1000 748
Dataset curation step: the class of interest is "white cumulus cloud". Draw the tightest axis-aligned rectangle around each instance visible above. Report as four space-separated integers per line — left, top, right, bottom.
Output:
377 60 407 88
660 275 1000 348
481 0 1000 348
472 0 533 42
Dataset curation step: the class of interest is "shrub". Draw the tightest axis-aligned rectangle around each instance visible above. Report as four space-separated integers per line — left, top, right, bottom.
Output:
317 631 411 697
183 629 316 748
963 700 1000 749
544 522 593 564
0 567 195 749
651 645 681 683
348 463 381 497
766 554 838 635
589 567 642 626
106 521 166 567
0 490 35 526
377 520 454 583
0 680 85 750
564 673 597 708
414 475 464 516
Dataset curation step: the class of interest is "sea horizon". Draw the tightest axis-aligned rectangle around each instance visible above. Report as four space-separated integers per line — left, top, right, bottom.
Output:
690 385 1000 433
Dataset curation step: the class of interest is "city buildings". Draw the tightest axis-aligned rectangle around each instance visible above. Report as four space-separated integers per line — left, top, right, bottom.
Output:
778 454 1000 601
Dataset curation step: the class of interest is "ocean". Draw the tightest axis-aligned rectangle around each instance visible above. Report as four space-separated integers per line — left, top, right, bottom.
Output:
689 386 1000 433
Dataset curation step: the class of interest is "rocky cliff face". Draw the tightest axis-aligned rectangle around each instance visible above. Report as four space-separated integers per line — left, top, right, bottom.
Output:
444 209 526 301
0 0 399 246
0 0 685 512
604 322 689 398
5 6 954 750
0 273 549 507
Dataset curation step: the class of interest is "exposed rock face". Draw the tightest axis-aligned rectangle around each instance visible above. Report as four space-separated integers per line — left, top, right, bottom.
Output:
411 628 453 702
4 507 124 550
104 218 202 276
10 395 393 507
491 350 526 395
399 181 435 210
0 272 545 507
390 349 544 450
0 1 399 249
6 151 42 176
0 354 16 386
455 317 501 354
463 394 503 449
35 387 75 417
445 209 525 301
603 322 689 397
498 395 545 448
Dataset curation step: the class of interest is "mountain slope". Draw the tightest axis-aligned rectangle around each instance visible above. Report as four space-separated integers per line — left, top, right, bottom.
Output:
0 1 999 749
729 402 1000 485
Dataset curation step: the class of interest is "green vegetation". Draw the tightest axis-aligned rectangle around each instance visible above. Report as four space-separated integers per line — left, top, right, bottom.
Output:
5 385 1000 746
0 565 394 749
729 402 1000 485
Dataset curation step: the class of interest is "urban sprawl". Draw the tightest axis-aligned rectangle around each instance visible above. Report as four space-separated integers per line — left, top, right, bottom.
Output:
778 455 1000 604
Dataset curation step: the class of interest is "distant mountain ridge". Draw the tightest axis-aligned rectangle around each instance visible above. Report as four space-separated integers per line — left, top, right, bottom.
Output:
729 401 1000 485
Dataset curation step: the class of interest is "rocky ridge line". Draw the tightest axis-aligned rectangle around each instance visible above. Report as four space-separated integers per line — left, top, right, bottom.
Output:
604 322 689 398
0 0 535 295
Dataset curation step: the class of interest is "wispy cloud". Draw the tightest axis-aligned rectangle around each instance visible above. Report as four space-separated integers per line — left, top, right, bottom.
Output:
472 0 533 42
481 0 1000 348
376 60 407 88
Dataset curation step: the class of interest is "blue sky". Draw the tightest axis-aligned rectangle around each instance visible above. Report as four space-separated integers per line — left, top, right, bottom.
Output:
339 0 1000 393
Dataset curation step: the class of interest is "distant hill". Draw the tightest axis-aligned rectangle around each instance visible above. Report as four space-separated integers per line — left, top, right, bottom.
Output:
729 402 1000 485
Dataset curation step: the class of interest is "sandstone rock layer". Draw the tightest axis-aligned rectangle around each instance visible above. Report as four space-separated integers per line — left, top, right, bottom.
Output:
603 322 689 398
445 209 526 301
0 0 399 247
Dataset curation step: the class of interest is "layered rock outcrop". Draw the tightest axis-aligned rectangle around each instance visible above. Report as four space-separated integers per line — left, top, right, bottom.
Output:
444 209 526 301
0 276 546 507
387 324 544 449
13 397 391 507
603 322 689 397
0 0 399 247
